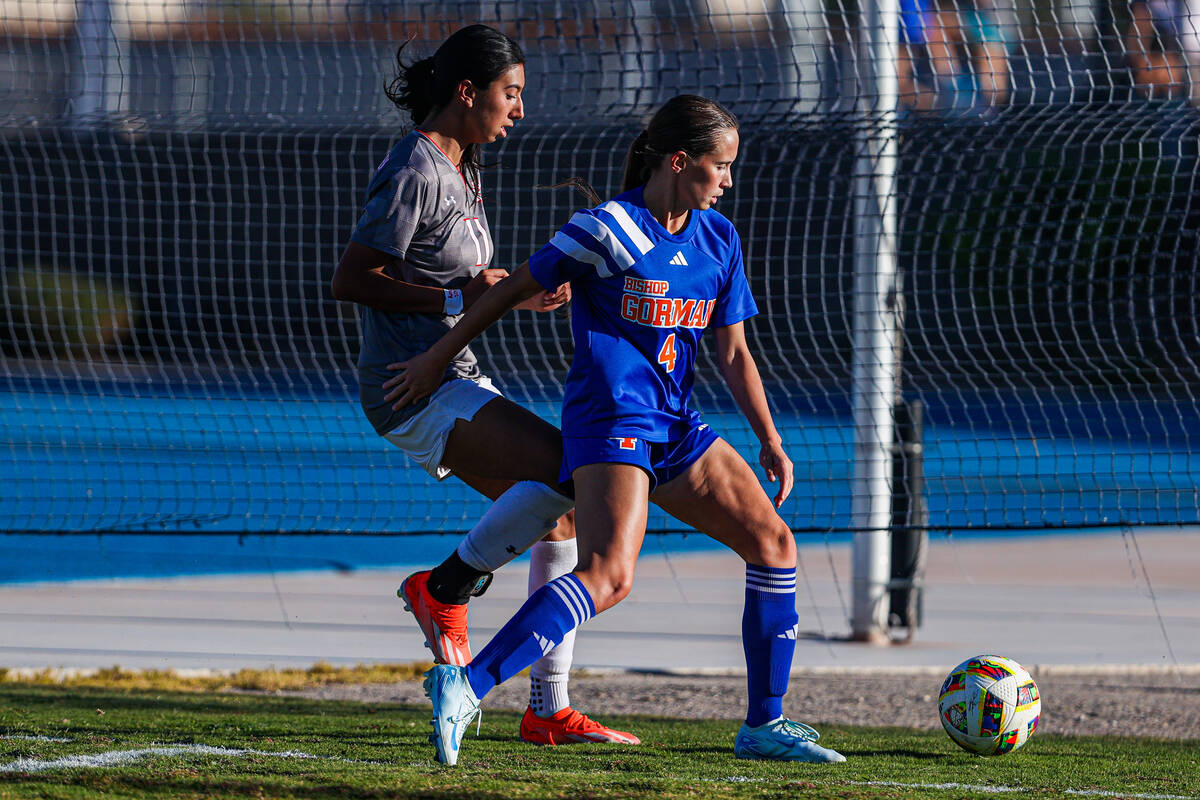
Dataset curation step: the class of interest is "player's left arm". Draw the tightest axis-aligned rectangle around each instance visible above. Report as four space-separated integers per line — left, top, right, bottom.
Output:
713 321 794 508
381 263 548 409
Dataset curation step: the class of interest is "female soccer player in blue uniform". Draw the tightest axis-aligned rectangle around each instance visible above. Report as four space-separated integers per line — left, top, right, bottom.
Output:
330 24 636 746
384 94 847 766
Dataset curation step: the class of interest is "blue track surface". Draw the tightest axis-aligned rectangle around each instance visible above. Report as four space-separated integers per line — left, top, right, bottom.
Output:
2 378 1196 583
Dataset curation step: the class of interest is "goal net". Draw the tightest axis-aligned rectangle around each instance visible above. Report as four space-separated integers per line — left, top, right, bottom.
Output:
1 0 1197 534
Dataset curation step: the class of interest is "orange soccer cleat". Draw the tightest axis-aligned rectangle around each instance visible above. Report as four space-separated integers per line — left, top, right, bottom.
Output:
399 570 472 666
519 706 641 746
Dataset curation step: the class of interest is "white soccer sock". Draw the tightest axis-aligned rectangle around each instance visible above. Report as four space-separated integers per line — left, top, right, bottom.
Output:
528 537 578 717
456 481 575 572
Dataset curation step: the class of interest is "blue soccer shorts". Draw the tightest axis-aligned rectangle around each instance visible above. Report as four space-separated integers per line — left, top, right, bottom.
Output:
560 422 720 491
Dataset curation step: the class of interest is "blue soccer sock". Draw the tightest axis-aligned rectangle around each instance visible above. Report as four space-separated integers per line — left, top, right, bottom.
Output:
742 563 799 727
465 573 595 700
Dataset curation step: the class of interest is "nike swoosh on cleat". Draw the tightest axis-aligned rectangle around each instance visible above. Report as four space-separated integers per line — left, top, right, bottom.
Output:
735 738 765 757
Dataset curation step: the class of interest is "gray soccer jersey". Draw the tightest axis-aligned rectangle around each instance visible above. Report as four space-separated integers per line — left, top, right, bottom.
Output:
350 131 496 435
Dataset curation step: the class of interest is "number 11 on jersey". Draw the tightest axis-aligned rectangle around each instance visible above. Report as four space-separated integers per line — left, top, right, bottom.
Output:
657 333 677 372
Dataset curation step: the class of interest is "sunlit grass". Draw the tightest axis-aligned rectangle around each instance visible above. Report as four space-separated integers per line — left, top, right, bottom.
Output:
0 684 1196 800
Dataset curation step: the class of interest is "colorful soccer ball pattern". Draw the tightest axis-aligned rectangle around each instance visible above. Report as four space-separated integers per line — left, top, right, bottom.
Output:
937 654 1041 756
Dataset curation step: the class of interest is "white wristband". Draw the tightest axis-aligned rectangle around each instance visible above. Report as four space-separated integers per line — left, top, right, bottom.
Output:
443 288 464 316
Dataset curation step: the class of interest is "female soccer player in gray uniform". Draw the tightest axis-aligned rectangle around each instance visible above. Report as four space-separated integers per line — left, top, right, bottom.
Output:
330 24 636 746
384 95 847 766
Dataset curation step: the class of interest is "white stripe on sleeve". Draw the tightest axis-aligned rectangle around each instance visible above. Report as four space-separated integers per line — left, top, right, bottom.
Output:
599 201 654 255
568 213 638 272
548 231 612 279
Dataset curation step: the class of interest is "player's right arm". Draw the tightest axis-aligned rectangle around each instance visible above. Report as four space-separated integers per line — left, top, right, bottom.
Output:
330 241 508 313
380 262 550 408
713 321 794 508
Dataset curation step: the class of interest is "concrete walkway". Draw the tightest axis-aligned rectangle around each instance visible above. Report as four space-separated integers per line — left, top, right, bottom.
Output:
1 529 1197 673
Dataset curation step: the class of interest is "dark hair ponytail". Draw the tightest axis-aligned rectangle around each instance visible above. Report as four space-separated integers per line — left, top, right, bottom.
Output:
621 95 739 192
621 130 653 195
387 52 437 126
385 24 525 191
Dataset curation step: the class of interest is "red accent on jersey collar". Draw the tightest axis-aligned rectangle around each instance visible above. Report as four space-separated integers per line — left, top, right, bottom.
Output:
414 129 477 199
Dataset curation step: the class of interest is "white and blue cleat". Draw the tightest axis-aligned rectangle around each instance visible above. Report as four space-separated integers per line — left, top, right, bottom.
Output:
734 717 847 763
423 664 481 766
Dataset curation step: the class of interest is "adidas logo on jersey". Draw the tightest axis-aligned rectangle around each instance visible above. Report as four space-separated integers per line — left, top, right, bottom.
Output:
669 251 688 266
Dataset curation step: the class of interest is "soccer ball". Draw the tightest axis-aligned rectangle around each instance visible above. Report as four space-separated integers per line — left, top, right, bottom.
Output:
937 654 1041 756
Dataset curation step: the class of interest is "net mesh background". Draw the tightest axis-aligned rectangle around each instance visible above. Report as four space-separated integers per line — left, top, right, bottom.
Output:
1 0 1197 533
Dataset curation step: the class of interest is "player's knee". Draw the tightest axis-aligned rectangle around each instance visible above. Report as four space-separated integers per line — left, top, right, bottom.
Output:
751 520 796 569
589 566 635 612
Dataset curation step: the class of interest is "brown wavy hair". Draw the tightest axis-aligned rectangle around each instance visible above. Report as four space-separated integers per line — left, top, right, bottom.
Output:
621 95 739 192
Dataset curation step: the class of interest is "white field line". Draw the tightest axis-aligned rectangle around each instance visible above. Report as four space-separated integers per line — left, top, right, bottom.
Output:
4 743 1194 799
716 778 1196 800
1062 792 1199 800
0 735 71 742
739 782 1200 800
0 743 371 773
858 781 1198 800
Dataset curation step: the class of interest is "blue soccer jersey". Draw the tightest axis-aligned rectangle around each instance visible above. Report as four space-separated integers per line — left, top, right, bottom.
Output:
528 186 758 441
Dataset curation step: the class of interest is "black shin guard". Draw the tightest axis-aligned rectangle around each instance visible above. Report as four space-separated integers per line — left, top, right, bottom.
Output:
427 551 493 605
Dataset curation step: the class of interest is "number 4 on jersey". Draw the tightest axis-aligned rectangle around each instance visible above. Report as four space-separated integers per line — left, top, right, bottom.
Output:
657 333 678 372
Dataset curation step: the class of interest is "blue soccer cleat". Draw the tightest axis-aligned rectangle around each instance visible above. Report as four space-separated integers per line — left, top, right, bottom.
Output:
423 664 481 766
734 717 847 763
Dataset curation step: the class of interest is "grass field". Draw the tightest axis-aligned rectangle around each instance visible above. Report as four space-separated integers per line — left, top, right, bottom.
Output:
1 685 1197 800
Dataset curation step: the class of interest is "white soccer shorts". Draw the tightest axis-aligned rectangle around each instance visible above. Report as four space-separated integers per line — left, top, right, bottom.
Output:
381 376 501 480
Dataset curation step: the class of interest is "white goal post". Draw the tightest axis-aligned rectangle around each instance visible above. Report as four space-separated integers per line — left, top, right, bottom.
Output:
850 0 903 643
